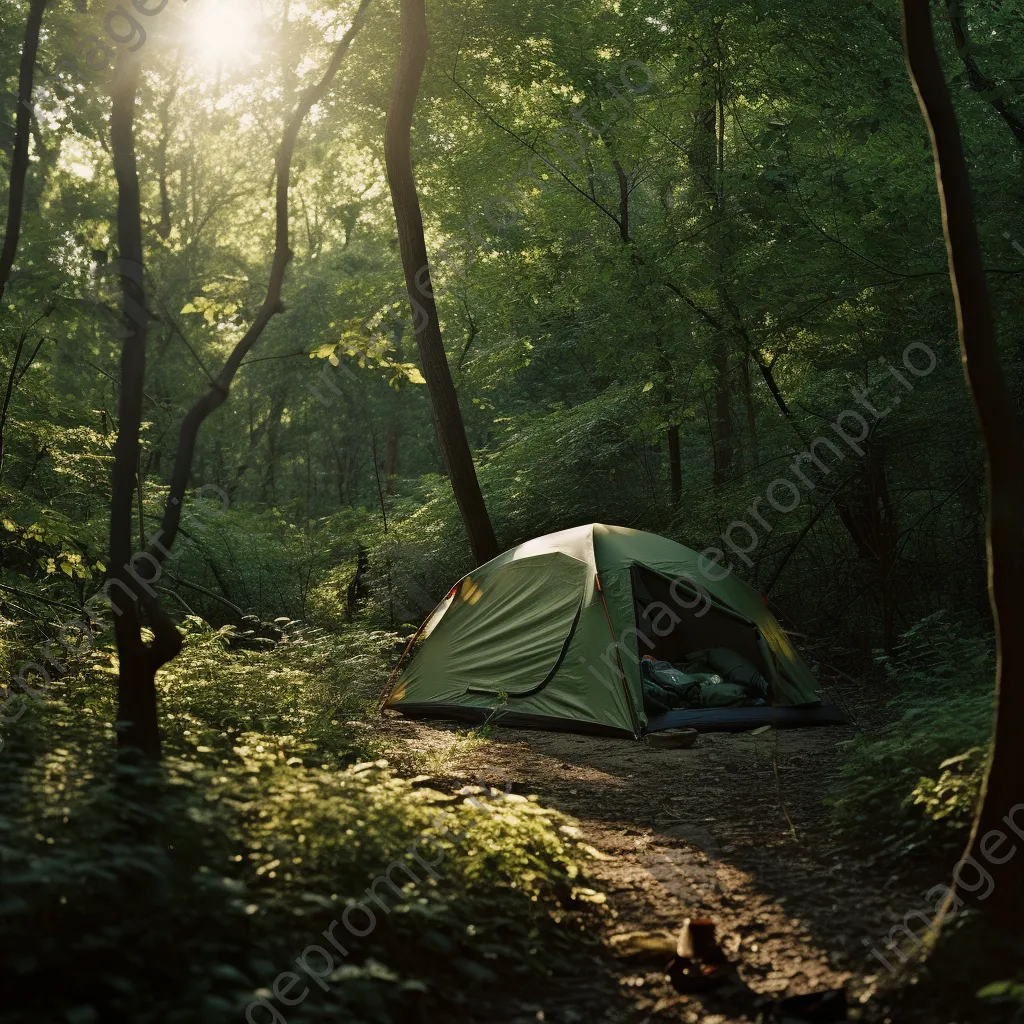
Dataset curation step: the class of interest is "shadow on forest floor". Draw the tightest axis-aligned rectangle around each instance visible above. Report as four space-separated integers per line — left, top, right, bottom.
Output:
376 691 960 1024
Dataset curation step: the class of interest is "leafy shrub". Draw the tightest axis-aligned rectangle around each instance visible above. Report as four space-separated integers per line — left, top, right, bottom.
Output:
977 980 1024 1022
0 624 601 1023
829 612 994 863
909 747 986 827
167 507 376 626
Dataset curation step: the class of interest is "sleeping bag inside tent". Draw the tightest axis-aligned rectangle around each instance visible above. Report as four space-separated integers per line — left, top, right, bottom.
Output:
383 524 845 737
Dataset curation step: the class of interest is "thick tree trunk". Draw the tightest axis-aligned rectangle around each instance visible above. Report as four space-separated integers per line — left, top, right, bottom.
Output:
903 0 1024 924
384 0 498 566
0 0 49 298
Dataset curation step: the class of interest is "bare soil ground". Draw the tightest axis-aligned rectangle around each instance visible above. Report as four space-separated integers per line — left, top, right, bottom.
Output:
376 710 923 1024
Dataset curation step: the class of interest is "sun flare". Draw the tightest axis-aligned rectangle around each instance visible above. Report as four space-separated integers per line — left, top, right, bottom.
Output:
189 0 260 68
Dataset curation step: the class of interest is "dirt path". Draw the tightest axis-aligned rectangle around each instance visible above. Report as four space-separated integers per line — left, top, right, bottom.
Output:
378 714 913 1023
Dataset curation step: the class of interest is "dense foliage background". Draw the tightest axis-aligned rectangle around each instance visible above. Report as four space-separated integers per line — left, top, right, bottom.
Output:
1 0 1021 1019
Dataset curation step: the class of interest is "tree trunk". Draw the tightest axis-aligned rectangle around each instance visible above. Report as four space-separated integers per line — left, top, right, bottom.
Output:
384 0 499 566
657 349 683 506
230 390 287 497
667 424 682 507
105 4 374 758
385 329 403 494
688 72 734 485
154 81 178 240
0 0 49 299
711 343 733 484
903 0 1024 925
835 448 898 652
0 327 29 480
384 419 400 493
613 157 630 243
110 53 168 758
741 354 759 468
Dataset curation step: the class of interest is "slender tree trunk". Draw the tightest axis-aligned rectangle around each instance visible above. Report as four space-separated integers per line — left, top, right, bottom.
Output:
0 314 50 480
836 450 898 651
260 422 279 504
0 329 28 480
0 0 49 298
711 344 733 484
154 81 178 240
385 329 403 494
904 0 1024 925
384 419 400 493
230 390 287 496
384 0 498 566
105 5 373 758
110 53 168 758
757 359 791 417
658 349 683 506
667 424 682 507
741 354 759 468
371 429 389 532
612 157 630 243
689 73 734 485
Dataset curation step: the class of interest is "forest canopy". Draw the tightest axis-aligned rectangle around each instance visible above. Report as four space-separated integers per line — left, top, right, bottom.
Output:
1 0 1022 1021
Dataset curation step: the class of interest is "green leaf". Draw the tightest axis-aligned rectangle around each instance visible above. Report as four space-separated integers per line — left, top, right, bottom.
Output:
452 958 498 984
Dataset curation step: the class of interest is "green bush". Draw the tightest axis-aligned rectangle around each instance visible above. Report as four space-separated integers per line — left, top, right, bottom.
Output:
0 624 601 1023
829 612 994 863
166 506 378 626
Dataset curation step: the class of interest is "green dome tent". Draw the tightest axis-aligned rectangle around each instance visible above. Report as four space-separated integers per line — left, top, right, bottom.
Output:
384 524 838 737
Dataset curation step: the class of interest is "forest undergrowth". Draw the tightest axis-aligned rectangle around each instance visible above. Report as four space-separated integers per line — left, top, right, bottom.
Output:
0 618 606 1024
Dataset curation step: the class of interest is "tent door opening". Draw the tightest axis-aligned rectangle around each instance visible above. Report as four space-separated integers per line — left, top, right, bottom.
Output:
630 564 776 684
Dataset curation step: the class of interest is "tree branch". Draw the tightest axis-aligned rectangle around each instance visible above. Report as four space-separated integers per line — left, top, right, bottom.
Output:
445 71 624 230
151 0 374 562
945 0 1024 150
